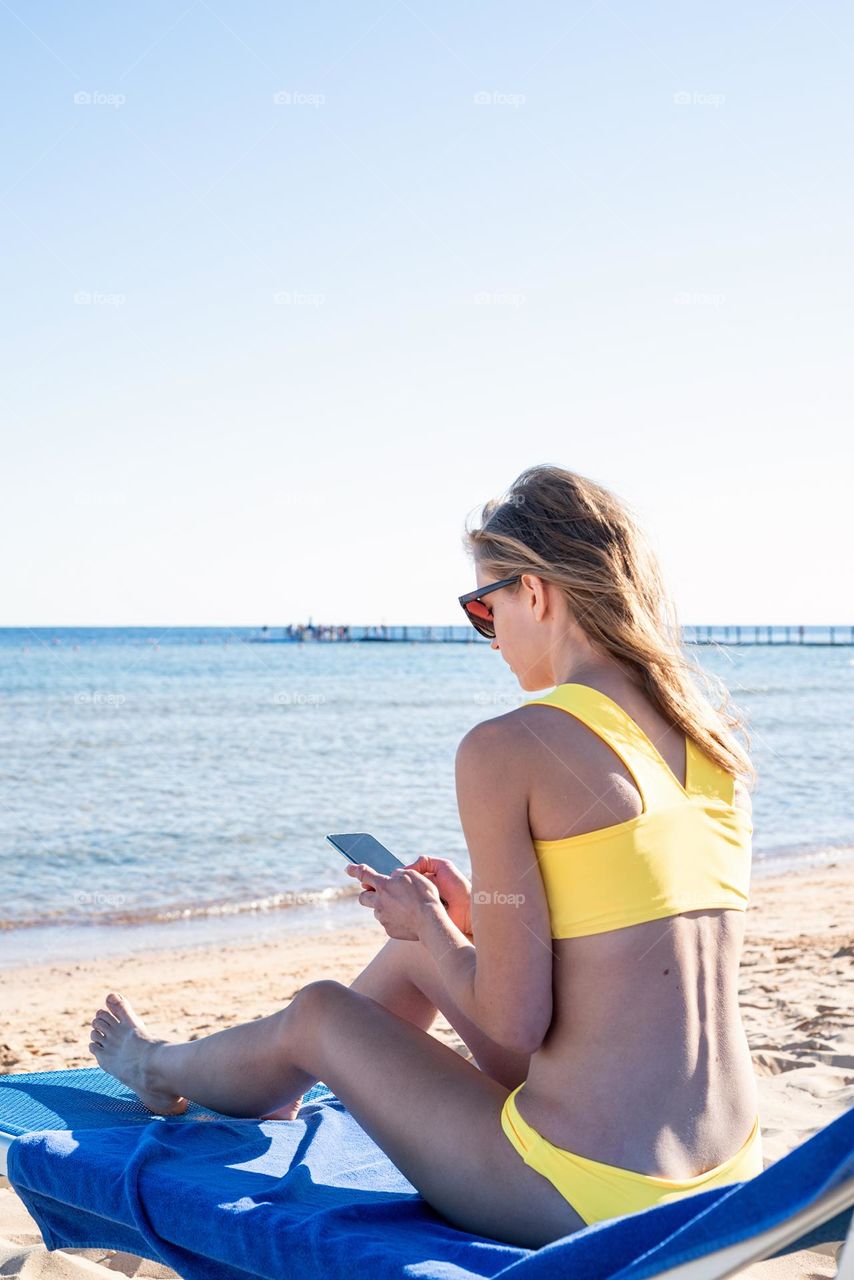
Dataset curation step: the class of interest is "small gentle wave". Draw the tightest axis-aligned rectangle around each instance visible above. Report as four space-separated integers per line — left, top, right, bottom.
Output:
0 882 361 931
752 840 854 875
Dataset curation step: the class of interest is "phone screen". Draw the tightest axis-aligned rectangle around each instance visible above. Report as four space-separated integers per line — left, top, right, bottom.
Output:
326 833 405 876
326 833 449 908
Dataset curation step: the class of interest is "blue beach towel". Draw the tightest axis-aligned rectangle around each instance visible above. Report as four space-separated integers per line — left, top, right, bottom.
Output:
3 1068 853 1280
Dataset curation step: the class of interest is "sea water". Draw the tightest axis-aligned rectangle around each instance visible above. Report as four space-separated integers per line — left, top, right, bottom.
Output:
1 627 851 967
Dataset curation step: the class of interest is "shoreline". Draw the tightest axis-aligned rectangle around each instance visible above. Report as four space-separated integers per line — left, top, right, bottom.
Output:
2 845 853 974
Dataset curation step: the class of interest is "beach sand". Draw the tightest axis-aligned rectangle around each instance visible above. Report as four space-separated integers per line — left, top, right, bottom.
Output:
1 861 852 1278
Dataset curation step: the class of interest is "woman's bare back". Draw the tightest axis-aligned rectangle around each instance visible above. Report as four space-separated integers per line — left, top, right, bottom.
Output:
511 676 759 1178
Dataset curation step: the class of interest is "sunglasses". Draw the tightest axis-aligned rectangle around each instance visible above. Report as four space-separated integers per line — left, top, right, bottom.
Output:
458 575 521 639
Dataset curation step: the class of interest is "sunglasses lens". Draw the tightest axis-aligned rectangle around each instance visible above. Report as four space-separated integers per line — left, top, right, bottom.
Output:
464 600 495 638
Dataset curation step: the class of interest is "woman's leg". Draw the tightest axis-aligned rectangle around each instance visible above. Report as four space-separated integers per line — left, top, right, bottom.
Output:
260 938 443 1119
90 974 436 1121
268 936 531 1119
90 980 585 1247
347 937 440 1032
262 936 533 1115
90 990 318 1117
351 937 532 1089
90 936 527 1116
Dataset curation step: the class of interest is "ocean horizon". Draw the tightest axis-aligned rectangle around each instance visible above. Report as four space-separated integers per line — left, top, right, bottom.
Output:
2 626 852 969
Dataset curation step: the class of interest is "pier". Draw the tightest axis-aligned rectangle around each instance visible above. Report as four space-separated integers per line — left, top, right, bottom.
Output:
683 625 854 646
249 624 854 646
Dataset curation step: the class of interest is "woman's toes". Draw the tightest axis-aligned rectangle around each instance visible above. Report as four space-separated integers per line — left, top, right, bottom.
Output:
106 992 143 1026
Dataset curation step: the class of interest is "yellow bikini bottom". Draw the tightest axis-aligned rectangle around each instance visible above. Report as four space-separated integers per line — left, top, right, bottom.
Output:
500 1084 763 1228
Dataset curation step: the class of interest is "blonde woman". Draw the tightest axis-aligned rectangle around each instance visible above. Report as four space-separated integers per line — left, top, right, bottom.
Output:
89 464 762 1249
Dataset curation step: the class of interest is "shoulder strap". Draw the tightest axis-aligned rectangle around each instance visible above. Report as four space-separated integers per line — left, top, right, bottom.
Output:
685 739 736 805
522 684 689 812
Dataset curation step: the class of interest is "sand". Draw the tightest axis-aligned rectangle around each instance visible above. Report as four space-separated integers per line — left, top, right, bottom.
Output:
1 861 852 1278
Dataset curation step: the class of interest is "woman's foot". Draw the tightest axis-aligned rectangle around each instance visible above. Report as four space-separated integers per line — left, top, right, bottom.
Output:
259 1097 304 1121
89 992 189 1116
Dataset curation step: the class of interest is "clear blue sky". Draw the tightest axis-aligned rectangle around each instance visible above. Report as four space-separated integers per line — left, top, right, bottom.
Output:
2 1 851 626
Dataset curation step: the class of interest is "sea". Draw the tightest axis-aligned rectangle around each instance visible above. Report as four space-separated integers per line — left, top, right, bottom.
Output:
1 626 852 969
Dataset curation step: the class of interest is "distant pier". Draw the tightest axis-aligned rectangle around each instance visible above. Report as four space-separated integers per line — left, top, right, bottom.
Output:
250 624 854 646
684 625 854 646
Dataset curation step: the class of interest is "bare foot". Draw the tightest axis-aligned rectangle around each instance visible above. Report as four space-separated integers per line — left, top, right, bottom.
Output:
89 992 189 1116
260 1097 304 1121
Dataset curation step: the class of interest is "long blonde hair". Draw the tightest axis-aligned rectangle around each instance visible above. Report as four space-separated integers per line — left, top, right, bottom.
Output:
464 464 757 790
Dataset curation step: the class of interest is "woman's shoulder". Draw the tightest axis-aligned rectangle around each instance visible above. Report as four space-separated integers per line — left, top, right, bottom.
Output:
462 702 608 789
458 707 534 755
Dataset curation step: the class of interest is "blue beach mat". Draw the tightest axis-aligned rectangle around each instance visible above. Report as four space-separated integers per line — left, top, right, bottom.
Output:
2 1068 853 1280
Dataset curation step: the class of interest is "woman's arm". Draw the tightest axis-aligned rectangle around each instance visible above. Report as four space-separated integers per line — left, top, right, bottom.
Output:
416 716 553 1054
416 899 478 1007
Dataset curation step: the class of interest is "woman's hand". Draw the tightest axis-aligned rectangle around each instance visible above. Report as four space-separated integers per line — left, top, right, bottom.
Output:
404 856 473 938
345 862 443 942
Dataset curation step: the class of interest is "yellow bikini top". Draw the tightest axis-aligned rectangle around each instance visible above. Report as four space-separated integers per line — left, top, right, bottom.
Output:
523 684 753 939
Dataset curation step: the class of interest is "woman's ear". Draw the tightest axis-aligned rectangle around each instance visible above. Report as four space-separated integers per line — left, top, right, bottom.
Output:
521 573 548 622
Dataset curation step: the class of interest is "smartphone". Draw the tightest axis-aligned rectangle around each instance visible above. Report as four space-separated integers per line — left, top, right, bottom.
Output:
326 832 405 875
326 832 449 908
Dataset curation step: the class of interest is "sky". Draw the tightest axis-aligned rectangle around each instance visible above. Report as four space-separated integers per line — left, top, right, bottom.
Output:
2 1 851 627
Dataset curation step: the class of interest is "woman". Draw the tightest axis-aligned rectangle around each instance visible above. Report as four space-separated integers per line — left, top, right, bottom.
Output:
88 464 763 1249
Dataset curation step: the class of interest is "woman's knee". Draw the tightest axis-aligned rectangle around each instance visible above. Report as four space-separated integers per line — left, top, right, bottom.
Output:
283 980 351 1052
290 979 349 1015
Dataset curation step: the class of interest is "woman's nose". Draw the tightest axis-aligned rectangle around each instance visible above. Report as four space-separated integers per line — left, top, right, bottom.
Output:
490 638 500 651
